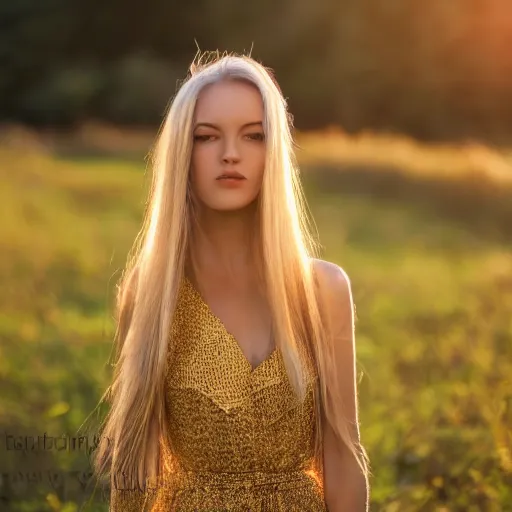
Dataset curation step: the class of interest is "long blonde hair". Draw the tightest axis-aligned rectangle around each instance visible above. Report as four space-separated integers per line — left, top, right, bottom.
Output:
93 50 370 493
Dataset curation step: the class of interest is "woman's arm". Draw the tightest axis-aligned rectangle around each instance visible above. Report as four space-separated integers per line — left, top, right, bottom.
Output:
313 260 369 512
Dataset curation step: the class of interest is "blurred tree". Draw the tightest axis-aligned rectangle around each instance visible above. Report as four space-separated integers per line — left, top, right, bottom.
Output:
0 0 511 143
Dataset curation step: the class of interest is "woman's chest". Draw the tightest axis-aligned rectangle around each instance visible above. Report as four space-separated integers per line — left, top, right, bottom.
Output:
164 323 317 471
192 282 275 372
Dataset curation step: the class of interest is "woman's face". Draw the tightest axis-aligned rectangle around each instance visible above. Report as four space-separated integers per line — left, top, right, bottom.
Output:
190 79 266 212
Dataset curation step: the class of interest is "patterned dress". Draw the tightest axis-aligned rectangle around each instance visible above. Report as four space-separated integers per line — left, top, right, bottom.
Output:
110 276 327 511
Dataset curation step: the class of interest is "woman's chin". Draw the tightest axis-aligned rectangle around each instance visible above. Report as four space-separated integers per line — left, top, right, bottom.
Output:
207 198 258 213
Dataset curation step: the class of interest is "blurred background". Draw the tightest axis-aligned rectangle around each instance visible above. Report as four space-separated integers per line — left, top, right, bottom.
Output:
1 1 511 511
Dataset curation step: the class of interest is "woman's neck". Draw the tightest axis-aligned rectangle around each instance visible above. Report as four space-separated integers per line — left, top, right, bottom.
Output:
187 204 260 285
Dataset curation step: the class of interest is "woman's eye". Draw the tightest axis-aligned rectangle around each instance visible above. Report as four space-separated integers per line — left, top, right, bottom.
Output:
246 133 265 141
194 134 215 142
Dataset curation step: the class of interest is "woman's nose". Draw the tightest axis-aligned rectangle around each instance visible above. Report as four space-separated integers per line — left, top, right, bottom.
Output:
221 139 241 164
222 154 240 164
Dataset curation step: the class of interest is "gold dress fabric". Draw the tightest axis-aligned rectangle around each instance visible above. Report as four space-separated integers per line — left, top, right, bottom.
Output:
110 276 327 511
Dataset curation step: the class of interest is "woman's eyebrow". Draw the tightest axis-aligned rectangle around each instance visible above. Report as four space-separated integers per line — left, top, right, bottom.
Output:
194 121 263 130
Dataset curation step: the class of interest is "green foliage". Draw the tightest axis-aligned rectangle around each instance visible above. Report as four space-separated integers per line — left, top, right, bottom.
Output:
2 0 512 143
0 144 511 510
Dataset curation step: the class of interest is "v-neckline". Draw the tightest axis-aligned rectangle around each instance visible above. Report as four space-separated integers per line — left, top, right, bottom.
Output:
183 275 278 374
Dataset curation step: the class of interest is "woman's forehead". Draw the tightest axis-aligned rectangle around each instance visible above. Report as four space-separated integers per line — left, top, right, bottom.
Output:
194 81 263 124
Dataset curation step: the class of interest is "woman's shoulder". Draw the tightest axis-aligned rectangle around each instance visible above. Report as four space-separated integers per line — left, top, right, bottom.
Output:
309 258 353 322
310 258 351 294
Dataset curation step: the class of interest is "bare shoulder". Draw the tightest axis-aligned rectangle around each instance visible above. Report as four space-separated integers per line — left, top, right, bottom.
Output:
311 258 352 300
310 258 354 336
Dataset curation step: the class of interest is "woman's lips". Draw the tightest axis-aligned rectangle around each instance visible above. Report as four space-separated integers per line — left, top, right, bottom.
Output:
216 176 246 186
216 170 246 180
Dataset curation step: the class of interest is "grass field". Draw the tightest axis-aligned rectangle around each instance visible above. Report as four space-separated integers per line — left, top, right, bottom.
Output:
0 126 511 511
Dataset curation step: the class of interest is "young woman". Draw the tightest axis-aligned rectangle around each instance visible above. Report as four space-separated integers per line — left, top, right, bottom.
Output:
93 51 370 511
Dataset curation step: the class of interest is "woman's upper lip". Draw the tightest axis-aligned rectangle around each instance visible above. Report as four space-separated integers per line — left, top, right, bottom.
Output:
216 170 246 179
